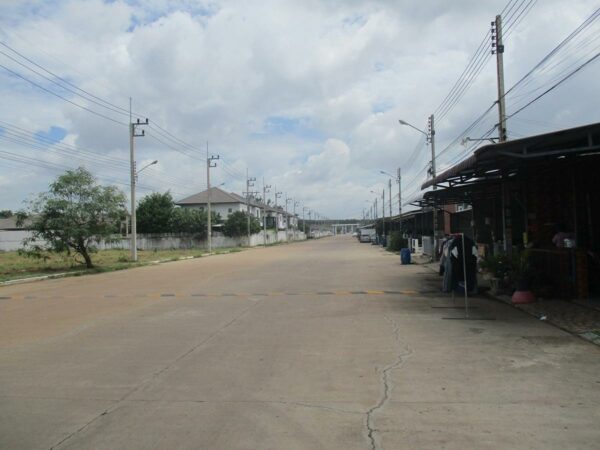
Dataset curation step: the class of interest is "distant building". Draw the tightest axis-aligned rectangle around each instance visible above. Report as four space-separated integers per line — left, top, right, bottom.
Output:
175 187 297 230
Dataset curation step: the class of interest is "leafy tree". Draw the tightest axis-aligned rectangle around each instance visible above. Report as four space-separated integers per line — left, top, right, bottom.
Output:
223 211 261 237
17 167 126 268
137 192 174 233
0 209 13 218
169 208 207 237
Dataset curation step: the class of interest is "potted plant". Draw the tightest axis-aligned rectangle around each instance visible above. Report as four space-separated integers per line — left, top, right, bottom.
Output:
509 249 536 304
479 253 511 295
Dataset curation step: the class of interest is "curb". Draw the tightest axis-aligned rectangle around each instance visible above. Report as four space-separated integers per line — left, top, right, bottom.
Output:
0 271 86 286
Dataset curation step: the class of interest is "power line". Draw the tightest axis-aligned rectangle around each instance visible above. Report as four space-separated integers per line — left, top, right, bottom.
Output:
0 63 127 126
0 40 229 182
507 50 600 119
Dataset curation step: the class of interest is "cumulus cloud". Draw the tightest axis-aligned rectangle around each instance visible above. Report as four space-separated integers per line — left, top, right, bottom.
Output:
0 0 598 218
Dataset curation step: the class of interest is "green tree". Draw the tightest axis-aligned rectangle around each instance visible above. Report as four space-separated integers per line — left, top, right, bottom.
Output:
169 208 222 238
169 208 207 237
136 192 174 233
0 209 13 218
17 167 126 268
223 211 261 237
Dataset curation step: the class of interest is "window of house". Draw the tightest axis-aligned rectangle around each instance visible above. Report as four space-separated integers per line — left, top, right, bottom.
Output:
228 208 233 213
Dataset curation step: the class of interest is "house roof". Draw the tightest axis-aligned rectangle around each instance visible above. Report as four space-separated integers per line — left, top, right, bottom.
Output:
176 187 249 206
175 187 293 214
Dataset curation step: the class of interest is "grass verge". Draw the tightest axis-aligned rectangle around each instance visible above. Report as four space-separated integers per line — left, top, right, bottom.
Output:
0 247 243 283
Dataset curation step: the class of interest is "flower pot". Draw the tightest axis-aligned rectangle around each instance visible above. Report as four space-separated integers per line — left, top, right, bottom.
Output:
511 290 536 304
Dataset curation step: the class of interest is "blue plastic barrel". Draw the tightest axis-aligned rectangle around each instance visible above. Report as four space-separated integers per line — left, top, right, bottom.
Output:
400 248 411 265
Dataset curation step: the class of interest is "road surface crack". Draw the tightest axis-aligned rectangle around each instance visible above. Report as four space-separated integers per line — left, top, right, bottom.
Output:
365 315 413 450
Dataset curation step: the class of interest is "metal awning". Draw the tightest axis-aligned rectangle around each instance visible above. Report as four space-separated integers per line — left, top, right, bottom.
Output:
421 122 600 190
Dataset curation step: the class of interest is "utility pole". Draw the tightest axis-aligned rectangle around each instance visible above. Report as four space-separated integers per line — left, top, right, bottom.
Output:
293 200 299 240
245 169 256 245
397 167 402 236
302 207 308 235
206 144 219 253
428 114 438 260
382 188 386 242
262 179 271 246
274 187 282 241
388 178 393 219
129 98 148 262
492 14 507 142
285 196 292 241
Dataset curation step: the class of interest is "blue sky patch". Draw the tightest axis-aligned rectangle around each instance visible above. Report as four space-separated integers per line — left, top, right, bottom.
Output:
372 100 393 114
125 1 219 31
342 14 368 29
35 126 67 144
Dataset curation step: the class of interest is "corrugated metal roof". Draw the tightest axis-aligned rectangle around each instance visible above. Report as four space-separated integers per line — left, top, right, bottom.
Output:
421 121 600 190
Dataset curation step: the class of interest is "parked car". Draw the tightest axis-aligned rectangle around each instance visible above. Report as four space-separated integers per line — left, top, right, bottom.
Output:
358 228 375 243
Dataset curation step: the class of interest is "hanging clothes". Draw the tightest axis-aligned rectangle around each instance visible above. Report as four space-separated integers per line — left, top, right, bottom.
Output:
439 238 453 292
442 234 478 293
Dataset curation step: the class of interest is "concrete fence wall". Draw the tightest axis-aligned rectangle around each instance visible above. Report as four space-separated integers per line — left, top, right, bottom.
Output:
0 229 307 252
0 230 30 252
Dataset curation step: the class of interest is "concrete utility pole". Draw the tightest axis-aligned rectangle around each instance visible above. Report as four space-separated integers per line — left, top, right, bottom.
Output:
388 178 393 219
285 196 292 241
492 15 507 142
129 98 148 262
294 200 300 240
206 144 219 253
302 207 308 234
397 167 402 235
382 188 386 241
246 170 256 245
428 114 438 260
274 188 282 241
262 179 271 246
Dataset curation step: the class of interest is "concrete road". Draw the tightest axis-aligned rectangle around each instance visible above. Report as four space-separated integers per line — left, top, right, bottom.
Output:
1 236 599 449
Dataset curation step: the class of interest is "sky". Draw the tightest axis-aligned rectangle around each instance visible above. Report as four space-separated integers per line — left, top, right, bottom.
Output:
0 0 599 219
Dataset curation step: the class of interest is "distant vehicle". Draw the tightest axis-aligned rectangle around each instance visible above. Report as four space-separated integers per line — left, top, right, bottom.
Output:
358 228 375 243
352 231 358 237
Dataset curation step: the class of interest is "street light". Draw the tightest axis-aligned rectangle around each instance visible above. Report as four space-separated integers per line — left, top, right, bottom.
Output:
137 159 158 175
381 169 402 236
380 171 395 216
400 115 438 261
399 119 428 137
461 137 498 146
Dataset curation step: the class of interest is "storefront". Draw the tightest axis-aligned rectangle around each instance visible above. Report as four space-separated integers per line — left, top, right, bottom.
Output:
420 122 600 301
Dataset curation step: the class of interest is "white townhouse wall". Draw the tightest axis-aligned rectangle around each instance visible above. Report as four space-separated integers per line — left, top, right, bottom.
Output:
208 202 246 219
176 187 254 220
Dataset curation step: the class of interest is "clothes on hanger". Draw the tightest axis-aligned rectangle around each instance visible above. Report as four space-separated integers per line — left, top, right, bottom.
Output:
441 234 478 294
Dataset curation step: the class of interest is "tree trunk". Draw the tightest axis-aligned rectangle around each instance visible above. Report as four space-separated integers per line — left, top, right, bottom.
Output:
78 243 94 268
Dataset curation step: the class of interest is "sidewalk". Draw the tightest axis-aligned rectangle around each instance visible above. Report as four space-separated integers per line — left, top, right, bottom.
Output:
412 256 600 346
